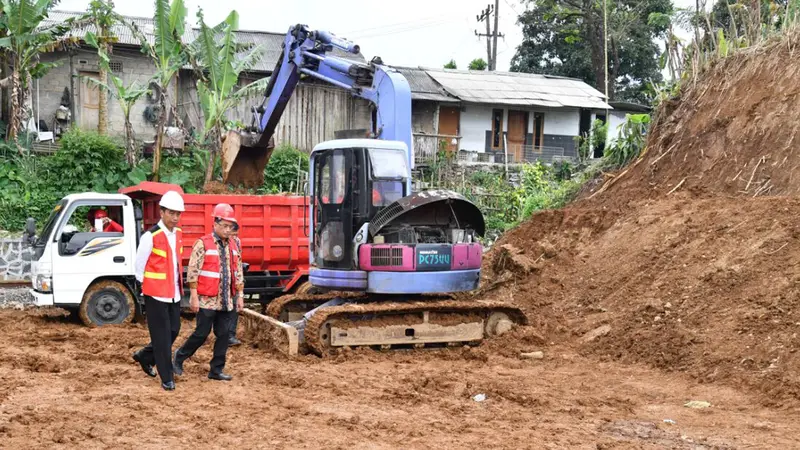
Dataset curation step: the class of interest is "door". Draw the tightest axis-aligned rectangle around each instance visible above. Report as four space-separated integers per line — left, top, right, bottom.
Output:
313 149 354 270
533 112 544 151
51 199 135 306
437 105 460 153
507 110 528 162
79 71 100 130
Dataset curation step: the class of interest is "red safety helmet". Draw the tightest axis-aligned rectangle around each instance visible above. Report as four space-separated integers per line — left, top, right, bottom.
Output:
212 203 236 223
94 209 109 219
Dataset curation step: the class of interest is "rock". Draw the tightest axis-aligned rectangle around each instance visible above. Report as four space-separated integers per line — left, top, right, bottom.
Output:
520 351 544 360
582 325 612 343
684 400 712 409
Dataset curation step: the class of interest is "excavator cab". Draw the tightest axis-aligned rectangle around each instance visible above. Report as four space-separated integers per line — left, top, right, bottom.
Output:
310 139 409 272
308 138 487 295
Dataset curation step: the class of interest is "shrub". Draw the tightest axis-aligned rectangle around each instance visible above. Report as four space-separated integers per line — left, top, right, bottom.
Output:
260 144 309 193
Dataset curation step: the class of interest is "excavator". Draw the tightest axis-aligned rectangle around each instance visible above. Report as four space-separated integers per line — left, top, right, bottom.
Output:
234 25 526 355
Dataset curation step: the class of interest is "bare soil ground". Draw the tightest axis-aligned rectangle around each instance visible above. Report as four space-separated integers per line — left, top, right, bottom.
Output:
2 307 800 449
6 20 800 450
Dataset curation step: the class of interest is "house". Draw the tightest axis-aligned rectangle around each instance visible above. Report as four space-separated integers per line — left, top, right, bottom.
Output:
394 67 612 165
32 11 371 152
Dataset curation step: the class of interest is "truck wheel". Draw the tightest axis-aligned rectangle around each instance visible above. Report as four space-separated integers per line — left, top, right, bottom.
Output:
78 280 135 327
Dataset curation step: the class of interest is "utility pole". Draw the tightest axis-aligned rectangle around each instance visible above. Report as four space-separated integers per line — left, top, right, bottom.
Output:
474 3 504 70
492 0 500 70
475 5 494 68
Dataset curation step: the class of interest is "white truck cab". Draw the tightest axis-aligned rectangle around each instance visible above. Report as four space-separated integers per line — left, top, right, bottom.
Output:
27 192 142 326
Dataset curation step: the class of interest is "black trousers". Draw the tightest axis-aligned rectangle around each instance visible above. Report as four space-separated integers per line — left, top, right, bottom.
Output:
139 295 181 384
229 311 239 340
175 308 234 375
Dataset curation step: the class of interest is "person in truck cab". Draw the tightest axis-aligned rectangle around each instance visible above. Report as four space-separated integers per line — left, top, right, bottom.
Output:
173 203 244 382
88 209 124 233
131 190 185 391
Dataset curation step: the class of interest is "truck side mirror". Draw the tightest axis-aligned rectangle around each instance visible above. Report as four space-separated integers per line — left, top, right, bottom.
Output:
22 217 36 247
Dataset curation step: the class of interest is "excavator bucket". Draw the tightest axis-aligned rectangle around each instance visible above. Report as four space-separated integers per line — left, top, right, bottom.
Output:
240 308 300 356
221 130 276 188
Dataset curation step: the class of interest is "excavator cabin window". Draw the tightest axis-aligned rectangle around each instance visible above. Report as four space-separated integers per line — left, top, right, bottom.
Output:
319 152 347 204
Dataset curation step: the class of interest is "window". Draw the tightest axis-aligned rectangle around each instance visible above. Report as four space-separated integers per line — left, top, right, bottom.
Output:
372 180 404 207
491 109 503 149
108 61 123 73
368 148 408 179
319 151 346 204
56 203 126 257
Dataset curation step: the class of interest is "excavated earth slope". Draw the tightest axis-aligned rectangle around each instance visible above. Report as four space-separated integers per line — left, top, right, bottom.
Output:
479 33 800 406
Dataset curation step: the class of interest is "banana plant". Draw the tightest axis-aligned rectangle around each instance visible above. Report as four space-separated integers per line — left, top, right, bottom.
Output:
189 9 266 185
0 0 84 142
136 0 187 180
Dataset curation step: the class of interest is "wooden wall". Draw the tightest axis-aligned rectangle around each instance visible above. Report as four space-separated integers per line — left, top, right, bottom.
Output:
178 72 372 153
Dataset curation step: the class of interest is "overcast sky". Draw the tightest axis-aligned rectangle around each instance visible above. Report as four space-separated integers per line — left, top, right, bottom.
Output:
55 0 702 71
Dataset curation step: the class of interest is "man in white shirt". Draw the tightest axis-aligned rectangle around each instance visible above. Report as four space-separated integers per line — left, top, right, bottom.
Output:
131 190 185 391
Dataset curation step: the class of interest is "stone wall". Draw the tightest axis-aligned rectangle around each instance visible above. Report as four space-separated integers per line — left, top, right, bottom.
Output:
0 239 32 281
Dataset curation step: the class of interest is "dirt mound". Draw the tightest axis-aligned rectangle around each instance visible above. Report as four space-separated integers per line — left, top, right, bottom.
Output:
482 33 800 406
604 32 800 203
202 181 252 195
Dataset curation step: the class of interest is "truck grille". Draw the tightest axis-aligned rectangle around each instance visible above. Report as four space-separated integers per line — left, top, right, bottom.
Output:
371 247 404 267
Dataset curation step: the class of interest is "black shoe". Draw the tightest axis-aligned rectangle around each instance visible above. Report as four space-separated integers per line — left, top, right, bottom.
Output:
133 350 156 377
162 381 175 391
228 337 242 346
208 372 232 381
172 350 184 376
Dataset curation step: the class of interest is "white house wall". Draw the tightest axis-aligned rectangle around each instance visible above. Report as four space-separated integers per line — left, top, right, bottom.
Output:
543 108 579 136
457 102 580 157
459 104 493 152
606 111 628 147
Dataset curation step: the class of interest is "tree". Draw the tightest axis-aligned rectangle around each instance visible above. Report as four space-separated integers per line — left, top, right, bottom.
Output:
84 0 117 136
0 0 83 141
444 59 457 69
188 9 266 185
84 32 149 166
468 58 488 70
510 0 673 103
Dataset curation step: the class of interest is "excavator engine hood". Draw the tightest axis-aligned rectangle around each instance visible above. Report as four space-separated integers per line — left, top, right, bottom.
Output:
368 189 486 237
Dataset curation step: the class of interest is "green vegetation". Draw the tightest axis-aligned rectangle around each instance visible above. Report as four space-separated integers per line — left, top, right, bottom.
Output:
259 144 309 194
420 158 590 236
0 131 308 231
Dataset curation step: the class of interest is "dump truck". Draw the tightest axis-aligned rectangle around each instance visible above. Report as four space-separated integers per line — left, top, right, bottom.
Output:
26 181 310 326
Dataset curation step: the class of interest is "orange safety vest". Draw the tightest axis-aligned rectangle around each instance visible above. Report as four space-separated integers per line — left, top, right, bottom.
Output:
142 225 183 298
196 234 240 297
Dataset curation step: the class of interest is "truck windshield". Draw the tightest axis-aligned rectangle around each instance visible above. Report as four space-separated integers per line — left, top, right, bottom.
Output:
368 148 408 180
36 199 67 246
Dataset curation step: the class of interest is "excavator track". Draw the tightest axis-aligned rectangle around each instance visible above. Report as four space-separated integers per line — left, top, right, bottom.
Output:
303 298 527 356
265 292 365 321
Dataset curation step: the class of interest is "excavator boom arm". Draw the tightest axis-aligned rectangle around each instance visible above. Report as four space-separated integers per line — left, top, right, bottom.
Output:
250 24 413 173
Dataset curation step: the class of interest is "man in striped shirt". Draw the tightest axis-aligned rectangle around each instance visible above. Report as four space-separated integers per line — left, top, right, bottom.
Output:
172 204 244 381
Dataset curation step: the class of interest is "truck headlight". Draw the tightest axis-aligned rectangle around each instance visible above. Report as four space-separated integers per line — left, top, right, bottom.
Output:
34 274 52 293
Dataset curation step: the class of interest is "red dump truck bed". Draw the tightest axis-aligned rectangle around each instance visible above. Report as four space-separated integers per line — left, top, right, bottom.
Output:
119 181 309 297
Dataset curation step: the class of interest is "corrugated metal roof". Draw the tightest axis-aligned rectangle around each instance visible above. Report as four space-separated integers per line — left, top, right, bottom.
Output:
41 10 364 73
393 66 459 103
424 68 611 110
